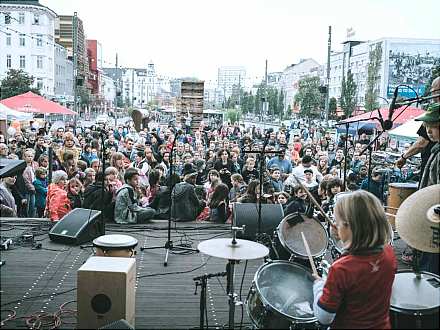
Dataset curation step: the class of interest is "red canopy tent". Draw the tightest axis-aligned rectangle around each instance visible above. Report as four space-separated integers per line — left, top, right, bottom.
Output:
341 106 424 128
0 91 76 115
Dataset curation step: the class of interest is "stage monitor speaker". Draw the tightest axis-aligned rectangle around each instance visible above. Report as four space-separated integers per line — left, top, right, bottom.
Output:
233 203 284 240
78 257 136 329
49 208 102 245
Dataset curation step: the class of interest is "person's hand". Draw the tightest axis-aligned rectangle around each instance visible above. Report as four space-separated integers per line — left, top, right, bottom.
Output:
22 199 27 205
312 273 322 282
396 157 406 168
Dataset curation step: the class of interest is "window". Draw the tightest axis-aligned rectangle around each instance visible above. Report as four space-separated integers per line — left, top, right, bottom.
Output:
6 55 12 68
36 34 43 47
4 13 11 24
37 78 43 90
19 34 25 46
20 55 26 68
37 56 43 69
6 33 11 46
33 13 39 25
19 12 25 24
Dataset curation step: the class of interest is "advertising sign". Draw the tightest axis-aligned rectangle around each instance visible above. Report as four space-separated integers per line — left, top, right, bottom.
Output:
387 42 440 98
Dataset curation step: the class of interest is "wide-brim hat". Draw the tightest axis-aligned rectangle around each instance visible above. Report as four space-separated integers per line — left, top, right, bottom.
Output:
396 184 440 253
415 103 439 123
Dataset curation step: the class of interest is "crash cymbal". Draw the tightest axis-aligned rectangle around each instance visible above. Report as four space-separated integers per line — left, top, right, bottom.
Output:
198 238 269 260
396 184 440 253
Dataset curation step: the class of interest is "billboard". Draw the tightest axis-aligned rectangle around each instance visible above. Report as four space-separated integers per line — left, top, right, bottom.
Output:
387 42 440 98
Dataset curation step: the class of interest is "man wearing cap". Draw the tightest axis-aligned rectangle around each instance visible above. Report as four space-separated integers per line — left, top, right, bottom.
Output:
171 164 206 222
417 102 439 188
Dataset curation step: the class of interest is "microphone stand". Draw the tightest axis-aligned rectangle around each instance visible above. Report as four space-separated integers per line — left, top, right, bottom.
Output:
98 131 107 236
141 130 197 266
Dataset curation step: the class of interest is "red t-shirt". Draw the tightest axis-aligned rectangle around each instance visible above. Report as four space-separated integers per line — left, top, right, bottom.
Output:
318 245 397 329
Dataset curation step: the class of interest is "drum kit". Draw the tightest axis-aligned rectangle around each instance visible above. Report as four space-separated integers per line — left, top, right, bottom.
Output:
197 184 440 329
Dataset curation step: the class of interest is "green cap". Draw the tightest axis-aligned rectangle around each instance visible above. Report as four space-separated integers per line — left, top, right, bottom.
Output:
415 103 440 123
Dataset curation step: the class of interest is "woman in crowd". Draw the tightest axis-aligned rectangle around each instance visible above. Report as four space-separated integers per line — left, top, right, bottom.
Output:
214 149 235 188
110 152 126 182
208 183 230 223
45 170 71 222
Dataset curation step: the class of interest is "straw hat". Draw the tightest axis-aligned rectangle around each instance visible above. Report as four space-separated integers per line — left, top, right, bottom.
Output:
396 184 440 253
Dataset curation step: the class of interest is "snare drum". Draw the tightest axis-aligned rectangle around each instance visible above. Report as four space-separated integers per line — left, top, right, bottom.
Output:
246 261 317 329
276 213 328 261
390 270 440 329
93 234 138 257
386 183 418 228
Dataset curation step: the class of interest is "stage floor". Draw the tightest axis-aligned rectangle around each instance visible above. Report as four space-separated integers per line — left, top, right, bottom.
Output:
0 218 408 329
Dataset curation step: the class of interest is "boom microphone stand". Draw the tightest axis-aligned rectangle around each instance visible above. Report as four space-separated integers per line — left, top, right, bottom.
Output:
141 129 197 266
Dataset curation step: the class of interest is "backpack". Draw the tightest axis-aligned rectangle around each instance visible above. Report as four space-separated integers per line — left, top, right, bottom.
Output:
108 186 136 222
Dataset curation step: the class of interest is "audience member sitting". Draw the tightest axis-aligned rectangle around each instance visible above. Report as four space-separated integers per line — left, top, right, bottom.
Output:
45 170 71 222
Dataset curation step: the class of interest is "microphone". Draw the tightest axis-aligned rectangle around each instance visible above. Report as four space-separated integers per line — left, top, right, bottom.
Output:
383 88 398 131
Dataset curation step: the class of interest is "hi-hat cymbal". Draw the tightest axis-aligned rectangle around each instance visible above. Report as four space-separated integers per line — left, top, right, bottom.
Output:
198 238 269 260
396 184 440 253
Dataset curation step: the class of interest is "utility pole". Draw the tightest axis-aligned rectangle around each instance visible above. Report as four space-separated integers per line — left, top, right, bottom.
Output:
73 12 78 126
131 69 135 107
325 26 332 127
114 53 118 126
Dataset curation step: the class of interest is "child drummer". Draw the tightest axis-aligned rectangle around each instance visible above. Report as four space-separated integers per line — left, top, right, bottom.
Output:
312 190 397 329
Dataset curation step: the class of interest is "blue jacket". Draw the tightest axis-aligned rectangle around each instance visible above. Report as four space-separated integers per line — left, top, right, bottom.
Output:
33 177 48 209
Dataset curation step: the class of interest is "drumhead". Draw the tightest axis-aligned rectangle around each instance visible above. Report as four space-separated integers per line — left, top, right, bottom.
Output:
93 234 138 249
388 182 418 189
390 270 440 315
277 215 328 258
254 261 316 322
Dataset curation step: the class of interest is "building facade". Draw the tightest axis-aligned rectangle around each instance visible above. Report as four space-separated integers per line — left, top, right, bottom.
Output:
0 0 62 98
327 37 440 107
54 44 73 103
279 58 321 110
217 66 246 101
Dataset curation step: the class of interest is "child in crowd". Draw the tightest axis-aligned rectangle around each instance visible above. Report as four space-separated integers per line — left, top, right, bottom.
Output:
241 157 259 184
275 191 290 211
67 177 83 209
209 183 230 223
284 185 308 216
313 190 396 329
22 148 37 217
304 168 319 190
268 167 284 192
33 167 48 217
229 173 247 202
105 166 123 199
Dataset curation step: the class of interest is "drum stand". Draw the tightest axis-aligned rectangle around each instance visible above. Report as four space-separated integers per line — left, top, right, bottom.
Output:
193 271 227 330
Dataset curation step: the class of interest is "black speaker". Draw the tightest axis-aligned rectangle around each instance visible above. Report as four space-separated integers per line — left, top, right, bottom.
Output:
49 208 102 245
233 203 284 240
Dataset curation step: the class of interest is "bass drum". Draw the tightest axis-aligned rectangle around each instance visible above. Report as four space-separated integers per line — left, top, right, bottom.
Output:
246 261 318 329
390 270 440 329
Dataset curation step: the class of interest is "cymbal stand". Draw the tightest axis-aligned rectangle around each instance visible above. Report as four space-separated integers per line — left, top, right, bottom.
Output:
193 271 227 330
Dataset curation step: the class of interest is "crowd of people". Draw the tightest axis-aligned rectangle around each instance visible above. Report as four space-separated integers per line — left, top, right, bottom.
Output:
0 76 438 329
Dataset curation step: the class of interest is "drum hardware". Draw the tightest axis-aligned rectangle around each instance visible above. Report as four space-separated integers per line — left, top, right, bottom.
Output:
93 235 138 258
197 232 269 330
193 271 227 330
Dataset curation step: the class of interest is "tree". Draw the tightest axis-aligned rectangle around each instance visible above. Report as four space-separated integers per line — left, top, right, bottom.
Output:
286 105 292 118
278 90 285 120
340 70 357 117
294 76 323 118
226 108 241 123
365 43 383 112
329 97 337 118
0 69 40 99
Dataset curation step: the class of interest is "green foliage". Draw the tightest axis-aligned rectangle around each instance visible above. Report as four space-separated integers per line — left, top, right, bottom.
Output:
425 62 440 92
365 43 382 112
329 97 337 118
278 90 285 119
286 104 292 118
0 69 40 99
294 76 323 118
226 108 241 123
339 70 357 117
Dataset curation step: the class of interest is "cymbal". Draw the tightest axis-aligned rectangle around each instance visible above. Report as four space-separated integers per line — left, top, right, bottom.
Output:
396 184 440 253
198 238 269 260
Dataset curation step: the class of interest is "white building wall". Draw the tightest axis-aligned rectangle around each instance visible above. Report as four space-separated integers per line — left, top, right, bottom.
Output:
280 58 321 109
217 66 246 100
101 73 115 107
0 3 57 98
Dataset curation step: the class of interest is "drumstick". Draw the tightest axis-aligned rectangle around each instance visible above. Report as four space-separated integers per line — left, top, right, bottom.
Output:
384 206 399 211
290 173 337 230
385 212 396 218
301 231 318 277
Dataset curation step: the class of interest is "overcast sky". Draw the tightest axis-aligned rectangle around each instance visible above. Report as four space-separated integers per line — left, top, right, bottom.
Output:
41 0 440 86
